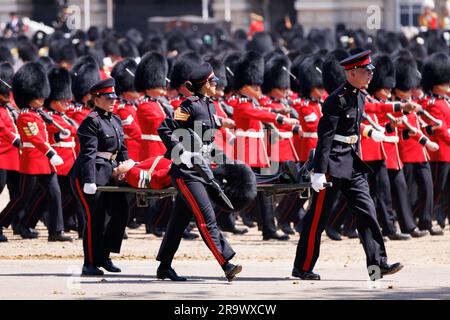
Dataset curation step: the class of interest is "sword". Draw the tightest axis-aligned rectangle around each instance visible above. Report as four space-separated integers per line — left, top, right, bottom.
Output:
187 128 235 210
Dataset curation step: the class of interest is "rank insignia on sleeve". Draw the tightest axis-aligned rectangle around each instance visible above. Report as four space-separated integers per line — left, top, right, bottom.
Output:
173 108 190 121
24 122 39 136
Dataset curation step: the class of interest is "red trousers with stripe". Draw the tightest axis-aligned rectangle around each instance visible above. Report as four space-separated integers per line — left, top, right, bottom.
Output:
70 178 129 266
293 171 387 272
156 177 235 267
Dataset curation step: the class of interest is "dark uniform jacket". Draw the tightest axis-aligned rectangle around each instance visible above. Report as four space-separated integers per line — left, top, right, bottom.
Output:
313 82 371 179
71 107 128 186
158 94 224 182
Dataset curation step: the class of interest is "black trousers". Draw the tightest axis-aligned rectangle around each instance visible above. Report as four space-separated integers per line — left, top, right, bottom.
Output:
387 169 417 233
366 161 398 236
293 170 387 272
0 170 21 230
0 170 21 227
157 177 235 267
430 162 450 225
71 178 128 266
59 175 85 234
0 173 64 233
403 162 434 230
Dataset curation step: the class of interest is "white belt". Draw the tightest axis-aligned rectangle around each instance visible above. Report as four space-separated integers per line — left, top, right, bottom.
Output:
22 142 35 148
333 134 358 144
51 141 75 148
302 132 318 138
141 134 162 141
277 131 293 139
96 151 117 161
235 130 265 139
124 134 130 139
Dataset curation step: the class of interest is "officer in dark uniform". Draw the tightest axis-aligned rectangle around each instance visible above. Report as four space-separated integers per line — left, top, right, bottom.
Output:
156 63 242 282
70 78 129 276
292 51 404 280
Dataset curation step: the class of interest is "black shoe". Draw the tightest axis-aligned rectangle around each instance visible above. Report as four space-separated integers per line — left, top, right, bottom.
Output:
221 226 248 235
156 266 187 281
410 228 429 238
0 229 7 242
20 227 39 239
429 226 444 236
148 226 165 238
223 263 242 282
123 231 128 239
48 231 73 242
182 229 199 240
242 216 256 228
279 222 295 235
292 267 321 280
343 229 358 239
263 232 289 241
325 227 342 241
387 232 411 241
379 262 404 277
81 264 104 276
101 258 121 273
127 220 140 229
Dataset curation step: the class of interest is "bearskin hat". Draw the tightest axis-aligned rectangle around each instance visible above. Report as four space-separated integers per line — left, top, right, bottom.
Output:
169 52 201 90
368 55 396 95
71 55 99 74
422 52 450 92
247 32 274 53
111 58 138 95
0 46 14 65
223 51 240 93
60 43 77 64
296 55 324 98
46 66 72 102
209 164 257 213
36 56 55 73
103 38 121 57
205 56 227 89
119 40 139 58
12 62 50 109
232 51 264 91
0 62 14 96
262 54 291 94
394 57 421 92
18 40 38 62
135 52 168 92
71 63 100 102
322 50 349 94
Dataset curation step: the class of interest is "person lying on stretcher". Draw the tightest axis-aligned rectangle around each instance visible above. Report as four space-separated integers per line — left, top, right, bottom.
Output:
112 156 173 189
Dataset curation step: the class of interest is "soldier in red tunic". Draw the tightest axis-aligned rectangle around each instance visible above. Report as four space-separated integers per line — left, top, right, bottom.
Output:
0 62 20 242
0 62 71 241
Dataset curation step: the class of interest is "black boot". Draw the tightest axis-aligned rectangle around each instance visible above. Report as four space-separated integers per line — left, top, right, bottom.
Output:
101 258 121 273
81 264 104 276
0 228 7 242
222 262 243 282
156 264 187 281
48 231 73 242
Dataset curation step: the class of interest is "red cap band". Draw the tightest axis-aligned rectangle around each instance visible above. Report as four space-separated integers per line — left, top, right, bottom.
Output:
343 56 372 70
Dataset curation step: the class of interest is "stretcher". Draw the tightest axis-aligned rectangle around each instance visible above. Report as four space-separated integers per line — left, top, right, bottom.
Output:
97 182 322 208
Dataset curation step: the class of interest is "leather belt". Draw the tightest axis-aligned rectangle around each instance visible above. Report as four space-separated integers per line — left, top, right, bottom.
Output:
333 134 358 144
96 151 118 161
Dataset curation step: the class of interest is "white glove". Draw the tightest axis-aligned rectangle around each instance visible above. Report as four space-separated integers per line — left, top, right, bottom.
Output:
311 173 327 193
59 129 71 140
50 154 64 166
425 140 440 152
83 183 97 195
370 130 385 142
179 150 198 168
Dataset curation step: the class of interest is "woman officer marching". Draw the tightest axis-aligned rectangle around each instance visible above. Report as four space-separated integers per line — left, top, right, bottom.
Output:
156 62 241 282
70 78 129 276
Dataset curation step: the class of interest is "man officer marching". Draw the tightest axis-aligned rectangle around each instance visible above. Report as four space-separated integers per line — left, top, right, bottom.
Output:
292 51 404 280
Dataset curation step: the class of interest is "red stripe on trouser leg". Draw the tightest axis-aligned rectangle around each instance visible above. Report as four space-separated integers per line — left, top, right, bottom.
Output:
75 179 94 265
176 179 226 266
303 188 327 271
